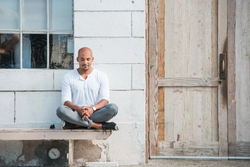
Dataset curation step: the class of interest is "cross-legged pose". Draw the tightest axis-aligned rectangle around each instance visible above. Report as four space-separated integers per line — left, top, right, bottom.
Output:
56 47 118 130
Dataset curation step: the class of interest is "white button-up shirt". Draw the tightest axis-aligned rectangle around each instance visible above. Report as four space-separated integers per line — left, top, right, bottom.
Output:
61 69 109 107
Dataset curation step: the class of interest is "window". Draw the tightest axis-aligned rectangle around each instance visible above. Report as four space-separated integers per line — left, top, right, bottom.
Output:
0 0 73 69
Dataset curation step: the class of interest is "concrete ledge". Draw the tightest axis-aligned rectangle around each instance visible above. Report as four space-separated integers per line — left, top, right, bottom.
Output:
85 162 118 167
0 129 112 140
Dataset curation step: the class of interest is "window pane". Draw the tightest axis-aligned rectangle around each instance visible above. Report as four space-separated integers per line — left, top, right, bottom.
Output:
0 0 20 29
23 0 47 30
49 0 73 31
0 33 20 68
24 34 47 68
22 34 31 68
49 34 73 69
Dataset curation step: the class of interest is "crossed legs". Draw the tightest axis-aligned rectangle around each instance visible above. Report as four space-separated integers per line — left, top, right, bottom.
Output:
56 103 118 129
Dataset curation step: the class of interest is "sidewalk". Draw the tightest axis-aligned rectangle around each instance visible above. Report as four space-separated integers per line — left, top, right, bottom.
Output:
120 159 250 167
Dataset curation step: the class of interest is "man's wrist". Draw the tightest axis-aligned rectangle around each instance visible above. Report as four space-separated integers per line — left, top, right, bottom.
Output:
74 105 82 111
91 106 96 112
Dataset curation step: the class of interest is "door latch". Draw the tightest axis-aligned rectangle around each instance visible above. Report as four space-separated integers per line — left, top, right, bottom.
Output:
220 53 227 80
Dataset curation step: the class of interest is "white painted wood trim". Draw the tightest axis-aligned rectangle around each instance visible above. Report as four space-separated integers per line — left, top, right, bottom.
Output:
0 129 112 140
158 77 220 87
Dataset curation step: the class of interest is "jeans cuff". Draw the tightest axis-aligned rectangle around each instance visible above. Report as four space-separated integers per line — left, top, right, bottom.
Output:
88 120 92 129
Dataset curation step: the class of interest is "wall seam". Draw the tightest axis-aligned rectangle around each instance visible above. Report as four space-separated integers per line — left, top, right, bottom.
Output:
74 10 144 12
131 12 133 37
53 71 55 90
74 36 144 38
131 65 133 89
0 89 144 92
14 92 16 123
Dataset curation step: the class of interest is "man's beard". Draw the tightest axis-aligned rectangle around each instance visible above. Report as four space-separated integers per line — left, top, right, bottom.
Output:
81 65 89 71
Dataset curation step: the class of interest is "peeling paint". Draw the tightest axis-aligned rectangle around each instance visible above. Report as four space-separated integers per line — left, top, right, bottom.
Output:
74 140 109 166
173 89 183 93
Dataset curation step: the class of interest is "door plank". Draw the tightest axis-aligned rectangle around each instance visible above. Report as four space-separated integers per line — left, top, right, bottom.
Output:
173 88 184 141
164 88 174 141
172 0 184 143
145 0 149 161
159 141 218 148
218 81 228 156
159 148 218 156
218 0 228 157
158 77 220 87
164 0 174 142
235 142 250 157
184 89 194 141
227 0 237 156
192 89 203 141
202 89 212 141
148 0 163 156
201 0 213 142
157 0 165 142
236 0 250 143
211 0 219 142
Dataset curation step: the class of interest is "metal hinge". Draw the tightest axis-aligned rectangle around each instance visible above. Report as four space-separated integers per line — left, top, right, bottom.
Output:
148 63 150 74
148 0 150 5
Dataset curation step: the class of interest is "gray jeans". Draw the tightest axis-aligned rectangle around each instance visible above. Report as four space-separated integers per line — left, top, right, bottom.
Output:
56 103 118 128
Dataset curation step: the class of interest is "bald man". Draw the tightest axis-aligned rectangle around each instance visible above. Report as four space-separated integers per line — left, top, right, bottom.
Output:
56 47 119 130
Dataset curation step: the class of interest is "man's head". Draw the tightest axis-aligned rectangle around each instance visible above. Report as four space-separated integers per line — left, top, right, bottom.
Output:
77 47 94 72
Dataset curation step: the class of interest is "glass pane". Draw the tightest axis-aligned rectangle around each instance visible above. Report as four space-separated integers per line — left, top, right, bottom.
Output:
22 34 32 68
24 34 47 68
0 33 20 68
0 0 20 29
49 0 73 31
22 0 47 30
49 34 73 69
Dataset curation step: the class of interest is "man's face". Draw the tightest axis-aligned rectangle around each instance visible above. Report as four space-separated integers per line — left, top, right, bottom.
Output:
77 49 94 71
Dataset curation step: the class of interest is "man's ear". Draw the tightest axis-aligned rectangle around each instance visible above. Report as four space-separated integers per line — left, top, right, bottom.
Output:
76 56 79 62
92 57 94 62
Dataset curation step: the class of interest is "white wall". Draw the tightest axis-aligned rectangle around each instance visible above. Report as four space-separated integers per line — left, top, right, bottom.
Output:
74 0 146 165
0 0 145 165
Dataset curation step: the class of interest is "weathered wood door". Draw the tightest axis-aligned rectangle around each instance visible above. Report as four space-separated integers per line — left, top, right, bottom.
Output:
148 0 228 157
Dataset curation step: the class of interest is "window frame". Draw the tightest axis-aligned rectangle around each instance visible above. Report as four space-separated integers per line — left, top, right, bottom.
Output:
0 0 74 69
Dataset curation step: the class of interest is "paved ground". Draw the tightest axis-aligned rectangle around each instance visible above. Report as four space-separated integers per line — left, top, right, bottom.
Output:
121 159 250 167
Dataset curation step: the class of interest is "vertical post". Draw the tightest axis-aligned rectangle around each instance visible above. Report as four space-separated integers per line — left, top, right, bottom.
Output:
148 0 165 155
227 0 236 156
145 0 149 162
47 0 50 69
218 0 228 157
148 0 159 156
68 140 74 167
20 0 23 69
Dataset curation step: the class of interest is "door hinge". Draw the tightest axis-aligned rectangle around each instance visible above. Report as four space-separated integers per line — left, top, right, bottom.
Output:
148 63 150 74
148 0 150 5
148 131 150 141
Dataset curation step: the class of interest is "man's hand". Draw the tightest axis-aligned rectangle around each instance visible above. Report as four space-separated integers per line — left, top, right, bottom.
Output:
81 107 94 121
74 106 85 117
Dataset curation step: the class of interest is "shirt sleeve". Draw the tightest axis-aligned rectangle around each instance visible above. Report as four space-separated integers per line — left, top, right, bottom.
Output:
61 74 72 105
99 73 109 102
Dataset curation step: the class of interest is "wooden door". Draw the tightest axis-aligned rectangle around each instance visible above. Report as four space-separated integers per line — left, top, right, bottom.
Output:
148 0 228 157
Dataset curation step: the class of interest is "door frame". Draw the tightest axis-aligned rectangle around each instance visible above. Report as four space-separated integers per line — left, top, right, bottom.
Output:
146 0 236 159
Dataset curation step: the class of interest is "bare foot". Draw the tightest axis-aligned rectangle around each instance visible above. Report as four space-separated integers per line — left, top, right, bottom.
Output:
91 122 102 129
75 125 81 128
